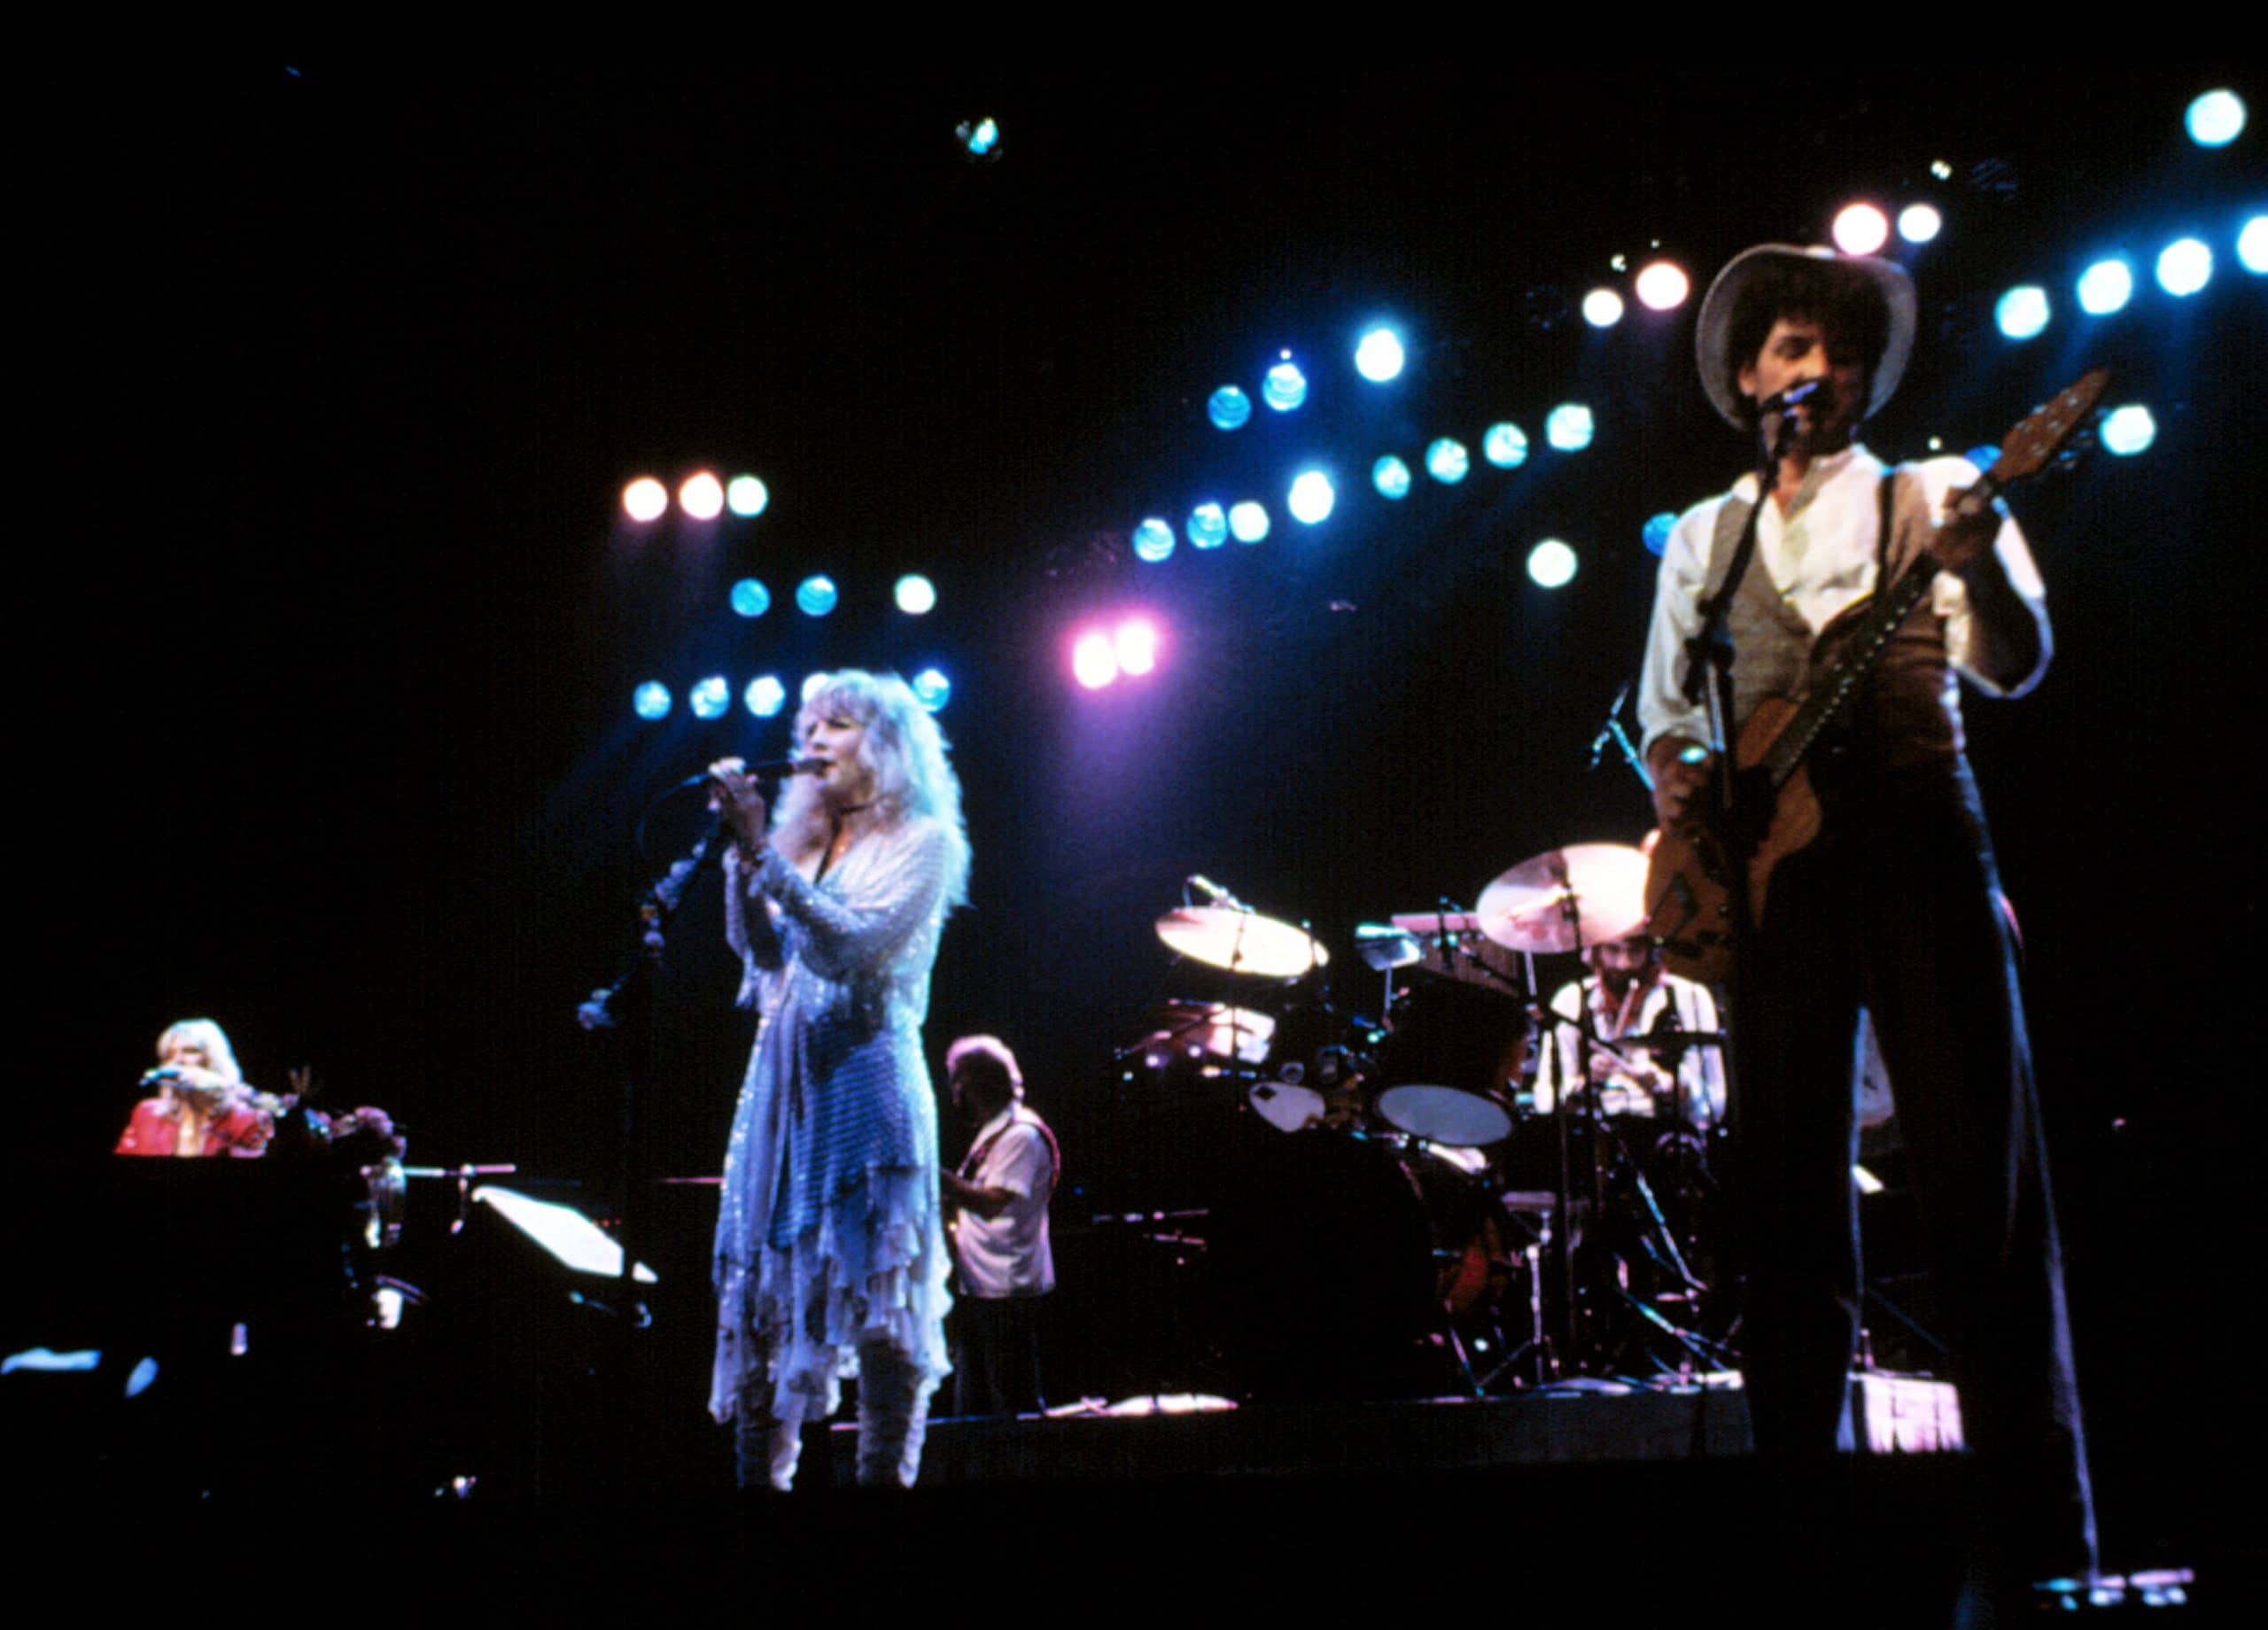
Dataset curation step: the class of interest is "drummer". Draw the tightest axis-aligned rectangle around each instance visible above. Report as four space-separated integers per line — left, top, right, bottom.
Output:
1536 931 1725 1128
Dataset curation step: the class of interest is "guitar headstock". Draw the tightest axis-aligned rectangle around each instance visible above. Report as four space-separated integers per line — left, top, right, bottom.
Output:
1988 367 2113 488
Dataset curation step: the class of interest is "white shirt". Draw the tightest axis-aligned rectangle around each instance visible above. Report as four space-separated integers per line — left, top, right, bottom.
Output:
952 1105 1056 1299
1538 973 1726 1128
1638 446 2048 759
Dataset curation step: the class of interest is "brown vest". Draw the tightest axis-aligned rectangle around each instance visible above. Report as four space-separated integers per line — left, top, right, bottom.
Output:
1704 463 1963 778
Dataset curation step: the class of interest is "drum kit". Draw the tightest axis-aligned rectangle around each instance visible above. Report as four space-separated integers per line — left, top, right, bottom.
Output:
1121 843 1736 1398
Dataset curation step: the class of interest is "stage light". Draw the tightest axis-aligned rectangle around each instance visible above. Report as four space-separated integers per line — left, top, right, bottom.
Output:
2155 237 2212 296
1188 501 1229 548
623 477 668 523
690 676 730 720
1132 518 1176 563
1582 288 1625 328
1418 438 1468 485
2101 405 2156 456
1372 455 1411 500
1832 203 1891 257
1527 539 1578 588
730 578 773 618
802 673 829 703
1643 512 1676 557
1115 618 1161 676
1208 385 1252 431
1229 501 1270 544
2186 89 2245 148
2241 216 2268 274
1994 285 2050 340
1355 327 1405 382
1262 360 1308 412
1898 204 1943 244
1635 261 1689 310
744 675 788 718
1483 423 1528 468
679 471 725 521
895 574 936 615
2076 259 2134 315
796 575 838 617
956 116 1001 158
1963 445 2000 472
633 681 672 720
1072 632 1118 689
726 476 769 516
911 668 952 712
1545 403 1595 451
1287 470 1335 524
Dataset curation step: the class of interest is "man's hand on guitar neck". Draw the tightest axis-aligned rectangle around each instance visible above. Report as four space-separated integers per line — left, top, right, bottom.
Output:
1647 736 1715 835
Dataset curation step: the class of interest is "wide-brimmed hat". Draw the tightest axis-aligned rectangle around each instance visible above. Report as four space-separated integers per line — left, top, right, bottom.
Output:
1694 244 1916 428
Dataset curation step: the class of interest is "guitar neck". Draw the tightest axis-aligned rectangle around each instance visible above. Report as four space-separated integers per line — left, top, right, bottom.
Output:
1754 465 2008 792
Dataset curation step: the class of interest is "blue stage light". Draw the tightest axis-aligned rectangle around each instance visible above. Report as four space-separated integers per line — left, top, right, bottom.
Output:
958 117 1001 157
1133 518 1177 563
1963 445 2001 472
1642 512 1676 557
1425 438 1469 484
1994 285 2050 340
1288 470 1336 524
1262 360 1308 412
633 681 672 720
1545 403 1595 451
911 669 952 712
2241 216 2268 275
727 476 769 516
1372 456 1411 500
1483 423 1528 468
1582 289 1624 328
1527 540 1578 589
2101 405 2156 456
744 675 788 718
1898 204 1942 244
1189 502 1229 548
690 677 730 720
2186 89 2246 147
796 575 838 617
2076 260 2133 315
1208 385 1252 431
895 574 936 614
730 579 772 618
1229 501 1270 544
2156 237 2212 296
1355 327 1405 382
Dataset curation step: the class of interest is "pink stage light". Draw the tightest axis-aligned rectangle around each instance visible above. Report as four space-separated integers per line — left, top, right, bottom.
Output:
1114 618 1161 676
1635 260 1689 311
1072 632 1119 689
679 470 726 521
1831 203 1891 257
622 477 668 523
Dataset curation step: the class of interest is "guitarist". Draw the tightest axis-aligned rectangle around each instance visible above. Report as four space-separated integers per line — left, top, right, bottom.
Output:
1635 244 2093 1589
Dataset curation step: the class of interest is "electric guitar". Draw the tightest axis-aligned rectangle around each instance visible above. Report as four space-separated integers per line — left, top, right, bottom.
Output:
1645 368 2109 983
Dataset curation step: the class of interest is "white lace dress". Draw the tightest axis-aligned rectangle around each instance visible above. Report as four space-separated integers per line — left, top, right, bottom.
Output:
709 817 955 1426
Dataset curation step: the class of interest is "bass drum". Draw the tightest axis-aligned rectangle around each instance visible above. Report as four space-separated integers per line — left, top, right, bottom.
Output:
1201 1130 1441 1402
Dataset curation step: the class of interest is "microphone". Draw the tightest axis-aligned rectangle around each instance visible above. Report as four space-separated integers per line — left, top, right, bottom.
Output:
140 1066 182 1087
672 757 822 794
1759 378 1828 416
1589 681 1632 769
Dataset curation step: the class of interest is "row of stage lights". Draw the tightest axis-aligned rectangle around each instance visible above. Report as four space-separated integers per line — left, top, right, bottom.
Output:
635 668 956 722
724 572 939 620
1992 220 2265 339
622 471 769 523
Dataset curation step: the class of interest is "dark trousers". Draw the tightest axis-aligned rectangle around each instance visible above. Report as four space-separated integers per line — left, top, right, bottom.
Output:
951 1293 1047 1418
1728 758 2093 1574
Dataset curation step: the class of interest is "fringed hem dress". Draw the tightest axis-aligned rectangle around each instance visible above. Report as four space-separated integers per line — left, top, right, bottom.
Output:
709 818 955 1430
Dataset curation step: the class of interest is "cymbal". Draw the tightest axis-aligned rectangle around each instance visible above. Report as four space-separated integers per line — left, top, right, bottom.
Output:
1131 1000 1278 1066
1475 843 1651 954
1155 906 1328 978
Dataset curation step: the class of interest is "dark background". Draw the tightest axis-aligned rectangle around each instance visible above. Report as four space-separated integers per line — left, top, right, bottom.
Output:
12 62 2259 1547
